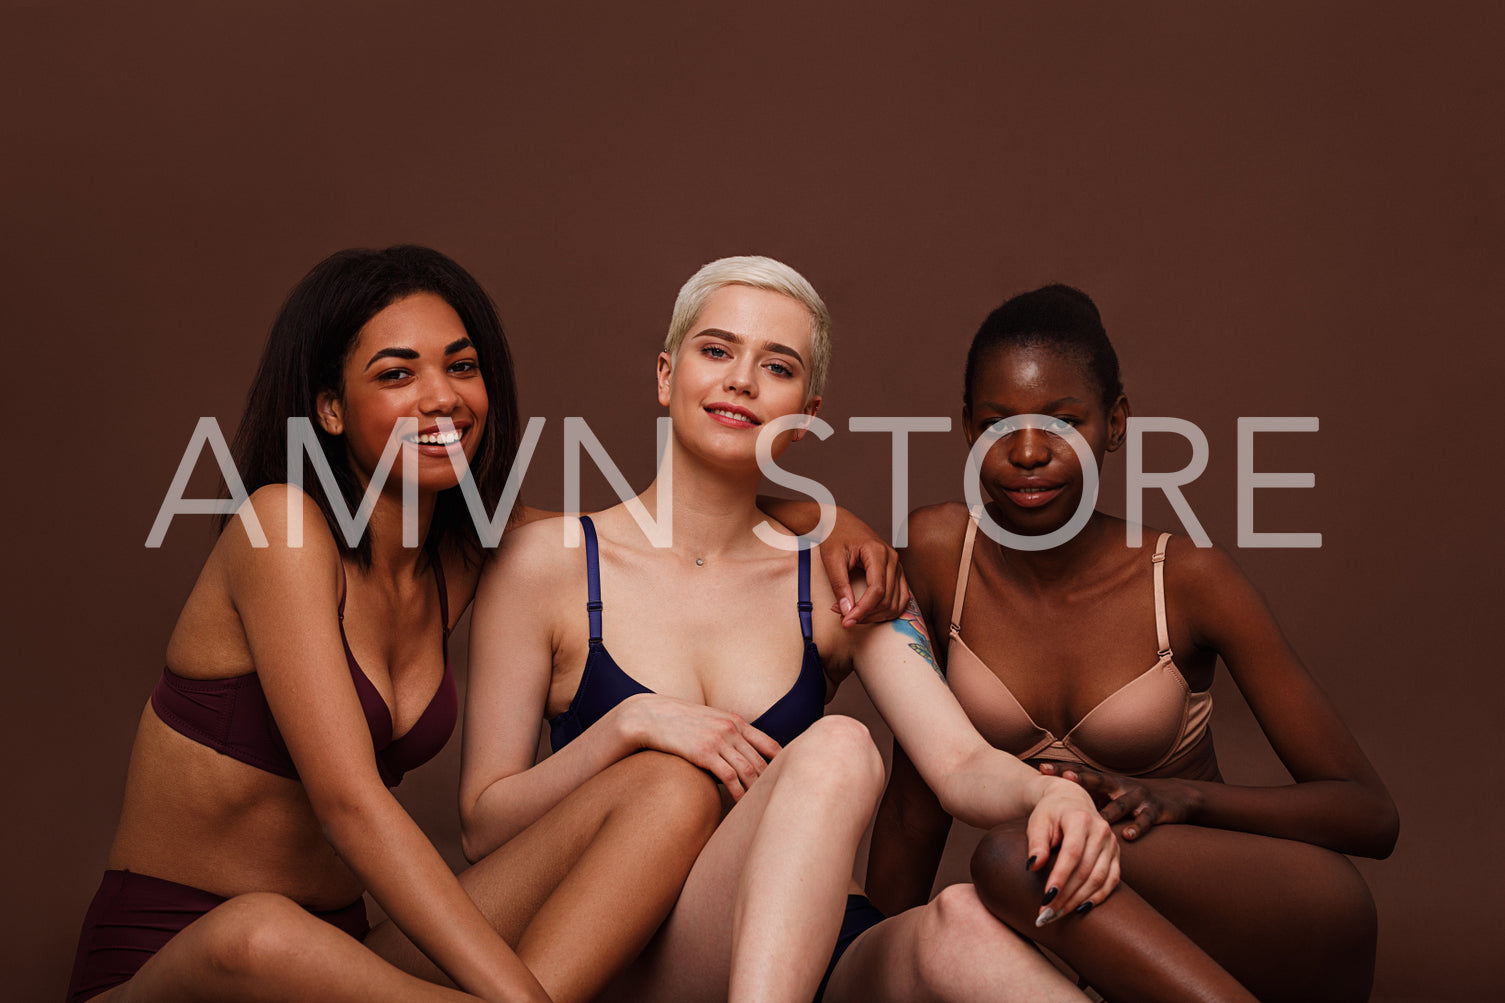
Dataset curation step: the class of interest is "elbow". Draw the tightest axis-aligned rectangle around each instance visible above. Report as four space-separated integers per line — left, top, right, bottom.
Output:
458 807 492 866
1362 797 1401 859
934 782 988 829
312 784 389 850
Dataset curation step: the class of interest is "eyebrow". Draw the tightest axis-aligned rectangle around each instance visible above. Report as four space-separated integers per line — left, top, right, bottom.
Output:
692 328 805 367
363 337 474 371
980 396 1089 414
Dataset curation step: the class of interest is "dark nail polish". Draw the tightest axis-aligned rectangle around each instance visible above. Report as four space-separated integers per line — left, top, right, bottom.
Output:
1041 886 1058 906
1074 900 1095 916
1025 855 1036 870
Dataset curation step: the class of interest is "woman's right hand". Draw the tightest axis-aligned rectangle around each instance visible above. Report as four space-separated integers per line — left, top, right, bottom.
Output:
615 694 782 800
1025 775 1120 926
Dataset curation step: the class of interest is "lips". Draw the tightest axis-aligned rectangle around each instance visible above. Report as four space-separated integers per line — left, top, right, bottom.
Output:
406 422 470 453
1000 479 1065 508
705 404 761 428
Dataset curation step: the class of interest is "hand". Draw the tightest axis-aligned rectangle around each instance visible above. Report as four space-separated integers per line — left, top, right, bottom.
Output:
822 536 911 626
617 694 782 800
1039 762 1199 842
1024 776 1120 926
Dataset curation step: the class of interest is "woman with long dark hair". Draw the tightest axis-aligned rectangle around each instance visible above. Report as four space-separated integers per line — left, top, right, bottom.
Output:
65 246 728 1002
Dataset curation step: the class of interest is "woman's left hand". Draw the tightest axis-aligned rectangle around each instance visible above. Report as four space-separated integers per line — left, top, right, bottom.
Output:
1039 762 1201 841
1026 776 1120 925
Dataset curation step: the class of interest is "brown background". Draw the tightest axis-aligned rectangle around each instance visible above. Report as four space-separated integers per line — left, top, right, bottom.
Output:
4 2 1502 1000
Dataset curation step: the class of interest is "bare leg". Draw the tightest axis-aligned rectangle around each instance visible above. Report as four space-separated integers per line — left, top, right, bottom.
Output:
368 751 721 1003
1112 825 1377 1003
972 819 1257 1003
96 892 474 1003
822 884 1089 1003
604 715 887 1003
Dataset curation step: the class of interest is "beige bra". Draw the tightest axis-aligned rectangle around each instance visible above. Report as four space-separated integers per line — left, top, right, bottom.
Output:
946 509 1212 777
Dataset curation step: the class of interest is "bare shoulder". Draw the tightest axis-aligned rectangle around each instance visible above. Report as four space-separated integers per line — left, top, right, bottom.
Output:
905 501 971 554
478 514 586 595
1161 534 1252 594
215 484 342 588
901 501 972 607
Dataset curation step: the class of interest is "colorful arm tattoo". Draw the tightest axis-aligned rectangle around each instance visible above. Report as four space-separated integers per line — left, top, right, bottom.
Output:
892 597 943 679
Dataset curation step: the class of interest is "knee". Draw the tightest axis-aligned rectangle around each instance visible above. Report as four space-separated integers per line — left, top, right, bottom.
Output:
200 892 311 981
913 885 1035 990
780 715 885 805
622 750 722 840
1302 851 1378 957
968 820 1045 929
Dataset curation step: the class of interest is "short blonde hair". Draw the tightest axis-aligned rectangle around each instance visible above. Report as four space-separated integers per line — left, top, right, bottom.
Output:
663 256 832 401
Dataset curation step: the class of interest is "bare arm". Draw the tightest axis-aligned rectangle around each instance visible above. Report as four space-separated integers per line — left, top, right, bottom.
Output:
461 518 780 860
757 496 911 624
864 741 951 915
837 588 1118 917
231 488 547 1003
460 518 644 859
1054 541 1399 858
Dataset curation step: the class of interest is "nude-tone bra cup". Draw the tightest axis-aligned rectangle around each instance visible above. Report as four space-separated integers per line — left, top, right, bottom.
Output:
946 631 1209 775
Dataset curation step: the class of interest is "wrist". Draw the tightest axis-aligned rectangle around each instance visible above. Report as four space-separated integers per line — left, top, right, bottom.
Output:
609 695 647 754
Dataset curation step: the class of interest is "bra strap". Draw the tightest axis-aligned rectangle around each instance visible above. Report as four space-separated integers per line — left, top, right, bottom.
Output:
797 546 814 642
1152 532 1172 658
949 507 983 633
581 517 603 644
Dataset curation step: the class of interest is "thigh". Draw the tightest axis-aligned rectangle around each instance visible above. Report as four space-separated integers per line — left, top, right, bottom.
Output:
100 892 467 1003
602 717 882 1002
367 750 718 995
822 887 1087 1003
1117 825 1377 1003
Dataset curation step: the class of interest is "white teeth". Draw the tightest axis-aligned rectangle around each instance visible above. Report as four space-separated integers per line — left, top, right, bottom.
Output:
415 430 462 445
709 409 756 423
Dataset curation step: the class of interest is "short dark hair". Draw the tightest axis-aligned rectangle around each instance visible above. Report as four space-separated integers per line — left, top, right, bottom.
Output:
963 284 1123 411
224 245 521 566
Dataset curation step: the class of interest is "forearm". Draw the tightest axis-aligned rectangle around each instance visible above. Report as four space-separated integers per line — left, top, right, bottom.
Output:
1181 777 1399 858
755 494 818 533
935 746 1052 829
324 792 548 1001
462 706 641 860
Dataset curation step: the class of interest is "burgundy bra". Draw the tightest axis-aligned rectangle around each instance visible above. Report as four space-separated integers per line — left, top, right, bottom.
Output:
150 559 457 788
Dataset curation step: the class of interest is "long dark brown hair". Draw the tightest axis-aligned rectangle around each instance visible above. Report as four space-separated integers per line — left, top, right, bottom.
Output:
222 245 521 566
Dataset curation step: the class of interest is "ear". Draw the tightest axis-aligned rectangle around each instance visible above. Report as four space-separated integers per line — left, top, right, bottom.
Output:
1105 395 1131 453
791 395 822 442
656 352 673 407
316 390 344 436
961 405 976 447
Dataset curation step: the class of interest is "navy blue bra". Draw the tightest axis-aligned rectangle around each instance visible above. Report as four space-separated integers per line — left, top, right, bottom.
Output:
549 516 826 752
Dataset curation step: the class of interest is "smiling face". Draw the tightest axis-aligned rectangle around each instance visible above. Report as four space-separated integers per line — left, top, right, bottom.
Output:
964 342 1128 534
317 292 489 493
657 283 821 464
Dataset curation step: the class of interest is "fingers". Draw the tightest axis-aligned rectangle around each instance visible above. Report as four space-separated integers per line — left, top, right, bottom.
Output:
1052 815 1119 918
1099 794 1134 826
823 547 857 622
843 545 887 625
738 720 783 764
887 557 911 620
714 720 774 799
1036 816 1087 927
1122 799 1160 841
1023 803 1059 880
